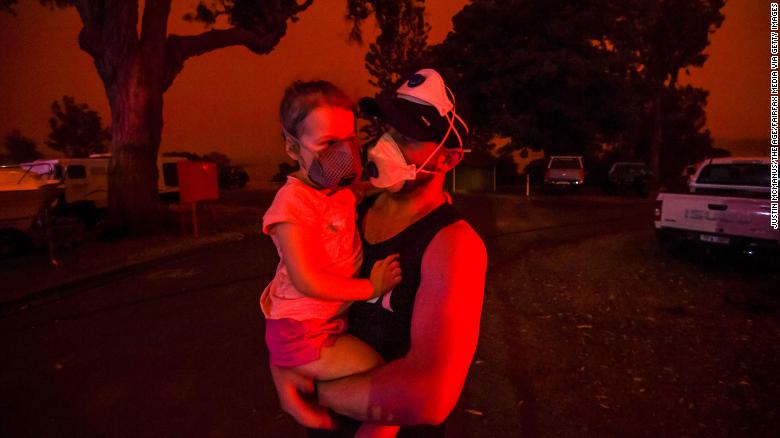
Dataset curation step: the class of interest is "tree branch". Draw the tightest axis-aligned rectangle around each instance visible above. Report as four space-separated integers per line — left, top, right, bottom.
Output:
73 0 105 58
163 26 283 90
163 0 314 91
140 0 171 47
74 0 139 84
170 26 285 58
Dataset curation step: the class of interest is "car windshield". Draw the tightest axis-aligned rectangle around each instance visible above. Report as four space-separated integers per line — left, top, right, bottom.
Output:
696 164 770 187
549 158 581 169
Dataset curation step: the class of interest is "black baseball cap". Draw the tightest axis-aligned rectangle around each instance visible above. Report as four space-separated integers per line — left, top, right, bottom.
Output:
359 68 468 149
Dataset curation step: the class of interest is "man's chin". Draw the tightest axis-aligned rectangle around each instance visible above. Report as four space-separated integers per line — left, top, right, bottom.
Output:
394 175 437 195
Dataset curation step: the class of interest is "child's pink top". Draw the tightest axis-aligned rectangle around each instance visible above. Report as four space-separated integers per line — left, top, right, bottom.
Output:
260 175 362 322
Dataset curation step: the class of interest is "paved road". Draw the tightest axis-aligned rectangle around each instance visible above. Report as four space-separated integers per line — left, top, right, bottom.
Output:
0 192 654 437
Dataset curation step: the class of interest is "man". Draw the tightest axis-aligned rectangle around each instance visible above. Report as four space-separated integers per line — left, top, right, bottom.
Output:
270 68 487 437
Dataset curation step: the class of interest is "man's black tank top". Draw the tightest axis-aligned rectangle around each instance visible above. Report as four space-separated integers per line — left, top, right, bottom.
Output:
308 195 463 438
349 196 463 361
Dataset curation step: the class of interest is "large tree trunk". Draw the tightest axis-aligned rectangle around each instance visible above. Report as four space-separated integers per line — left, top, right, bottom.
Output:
106 55 165 234
72 0 307 235
87 0 170 235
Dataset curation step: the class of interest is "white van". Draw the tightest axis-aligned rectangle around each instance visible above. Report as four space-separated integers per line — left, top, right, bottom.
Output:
24 155 184 210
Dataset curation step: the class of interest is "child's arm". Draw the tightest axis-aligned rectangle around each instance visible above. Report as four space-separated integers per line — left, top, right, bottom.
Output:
270 222 401 301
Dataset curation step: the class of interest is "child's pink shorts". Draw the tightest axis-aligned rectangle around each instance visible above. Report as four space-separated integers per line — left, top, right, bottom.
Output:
265 316 347 367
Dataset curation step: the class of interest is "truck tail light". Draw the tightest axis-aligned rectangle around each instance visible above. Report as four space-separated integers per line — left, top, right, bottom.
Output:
654 200 663 221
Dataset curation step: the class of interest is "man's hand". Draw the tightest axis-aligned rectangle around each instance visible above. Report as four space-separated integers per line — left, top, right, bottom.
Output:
269 365 336 430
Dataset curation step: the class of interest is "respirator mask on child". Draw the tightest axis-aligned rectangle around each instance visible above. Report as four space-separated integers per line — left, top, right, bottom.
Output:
365 89 468 193
284 126 361 191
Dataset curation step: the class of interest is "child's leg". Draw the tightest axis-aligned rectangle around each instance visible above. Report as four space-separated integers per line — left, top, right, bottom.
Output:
292 335 398 438
294 334 382 381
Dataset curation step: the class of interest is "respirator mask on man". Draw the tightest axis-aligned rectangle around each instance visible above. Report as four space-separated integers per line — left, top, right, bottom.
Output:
283 126 361 191
365 87 469 193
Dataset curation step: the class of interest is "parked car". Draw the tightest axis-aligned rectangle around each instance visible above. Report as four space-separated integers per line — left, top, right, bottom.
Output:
654 157 778 255
604 161 653 197
544 155 585 190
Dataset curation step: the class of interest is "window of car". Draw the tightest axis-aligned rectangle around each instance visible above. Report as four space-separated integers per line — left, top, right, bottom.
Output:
696 164 769 187
549 158 582 169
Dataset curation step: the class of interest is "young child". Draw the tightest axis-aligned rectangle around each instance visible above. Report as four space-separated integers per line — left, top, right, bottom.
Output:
261 80 400 438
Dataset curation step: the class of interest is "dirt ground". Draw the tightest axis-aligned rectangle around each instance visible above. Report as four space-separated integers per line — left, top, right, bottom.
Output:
2 190 777 437
447 229 779 437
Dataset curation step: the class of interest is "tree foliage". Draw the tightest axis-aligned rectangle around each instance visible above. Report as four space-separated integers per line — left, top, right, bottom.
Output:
348 0 431 93
657 84 723 181
184 0 312 30
346 1 431 141
431 0 631 155
606 0 725 87
605 0 725 176
429 0 725 181
3 130 42 164
46 96 111 158
0 0 17 15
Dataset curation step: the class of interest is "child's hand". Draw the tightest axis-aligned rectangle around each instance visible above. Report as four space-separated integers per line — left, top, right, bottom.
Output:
369 254 402 298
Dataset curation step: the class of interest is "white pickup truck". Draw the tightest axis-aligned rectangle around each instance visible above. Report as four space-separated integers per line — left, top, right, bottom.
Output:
654 157 778 254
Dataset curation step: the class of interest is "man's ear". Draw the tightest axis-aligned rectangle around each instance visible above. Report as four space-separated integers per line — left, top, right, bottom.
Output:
440 148 464 171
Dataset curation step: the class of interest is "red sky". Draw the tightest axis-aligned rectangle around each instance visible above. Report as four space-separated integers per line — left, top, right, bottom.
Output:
0 1 768 181
682 0 766 155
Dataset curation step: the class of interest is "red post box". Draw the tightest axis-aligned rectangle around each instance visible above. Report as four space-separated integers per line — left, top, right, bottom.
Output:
177 161 219 204
177 161 219 237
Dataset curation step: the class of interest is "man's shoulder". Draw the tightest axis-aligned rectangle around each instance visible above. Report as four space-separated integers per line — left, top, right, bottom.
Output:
437 219 484 246
427 219 486 261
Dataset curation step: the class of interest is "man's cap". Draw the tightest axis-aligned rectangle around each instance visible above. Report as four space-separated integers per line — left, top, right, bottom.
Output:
359 68 468 148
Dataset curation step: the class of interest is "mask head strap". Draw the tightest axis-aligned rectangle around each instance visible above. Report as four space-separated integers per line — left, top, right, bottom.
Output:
415 86 469 174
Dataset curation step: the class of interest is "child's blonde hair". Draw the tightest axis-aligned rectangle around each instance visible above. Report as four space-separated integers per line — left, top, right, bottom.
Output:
279 80 355 152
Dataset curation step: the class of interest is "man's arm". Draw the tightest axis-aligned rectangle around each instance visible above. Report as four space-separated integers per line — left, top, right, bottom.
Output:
317 220 487 425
